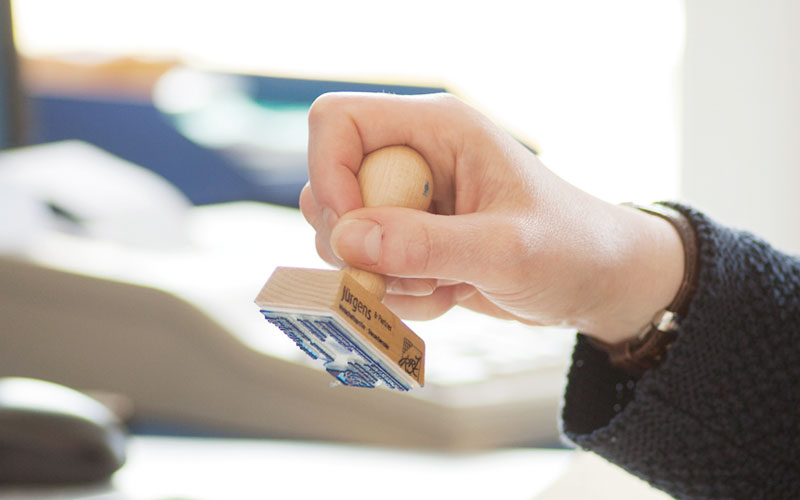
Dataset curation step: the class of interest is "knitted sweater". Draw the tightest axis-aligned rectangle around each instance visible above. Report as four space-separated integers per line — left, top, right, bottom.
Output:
561 204 800 499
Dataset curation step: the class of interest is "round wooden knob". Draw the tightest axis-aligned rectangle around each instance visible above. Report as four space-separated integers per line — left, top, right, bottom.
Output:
344 146 433 299
357 146 434 210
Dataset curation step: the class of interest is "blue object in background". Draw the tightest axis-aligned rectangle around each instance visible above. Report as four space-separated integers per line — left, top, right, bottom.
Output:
30 73 446 207
30 95 262 205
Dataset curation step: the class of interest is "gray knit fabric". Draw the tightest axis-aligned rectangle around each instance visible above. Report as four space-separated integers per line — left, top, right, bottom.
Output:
561 204 800 499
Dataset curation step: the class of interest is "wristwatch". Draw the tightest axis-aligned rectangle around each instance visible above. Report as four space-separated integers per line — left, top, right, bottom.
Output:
589 203 699 375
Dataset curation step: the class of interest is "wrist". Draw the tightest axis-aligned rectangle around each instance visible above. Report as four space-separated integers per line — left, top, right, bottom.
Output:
581 203 687 345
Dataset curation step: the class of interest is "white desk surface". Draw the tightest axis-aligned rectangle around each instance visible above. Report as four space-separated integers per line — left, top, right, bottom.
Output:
0 436 574 500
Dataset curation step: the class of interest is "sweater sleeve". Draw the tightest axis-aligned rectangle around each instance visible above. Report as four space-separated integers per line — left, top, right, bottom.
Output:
560 204 800 500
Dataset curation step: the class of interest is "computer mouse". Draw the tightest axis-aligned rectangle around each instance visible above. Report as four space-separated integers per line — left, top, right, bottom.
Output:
0 377 127 484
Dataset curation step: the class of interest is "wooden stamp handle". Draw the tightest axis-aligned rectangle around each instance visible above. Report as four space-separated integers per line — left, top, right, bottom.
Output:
344 146 434 299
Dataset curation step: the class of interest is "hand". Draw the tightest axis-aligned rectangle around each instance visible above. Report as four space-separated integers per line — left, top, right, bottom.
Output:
299 92 684 344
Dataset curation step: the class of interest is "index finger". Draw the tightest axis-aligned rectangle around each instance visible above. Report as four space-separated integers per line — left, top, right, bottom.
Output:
306 92 465 218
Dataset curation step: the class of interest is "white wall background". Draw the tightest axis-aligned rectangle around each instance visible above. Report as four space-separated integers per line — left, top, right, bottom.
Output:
682 0 800 253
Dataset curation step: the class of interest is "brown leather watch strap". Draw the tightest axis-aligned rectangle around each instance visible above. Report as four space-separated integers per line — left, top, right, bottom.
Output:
589 203 699 375
597 312 678 375
634 203 699 317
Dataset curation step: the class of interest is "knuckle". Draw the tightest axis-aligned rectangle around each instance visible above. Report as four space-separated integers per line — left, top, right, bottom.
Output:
404 222 434 276
433 92 472 118
433 92 462 109
307 93 341 126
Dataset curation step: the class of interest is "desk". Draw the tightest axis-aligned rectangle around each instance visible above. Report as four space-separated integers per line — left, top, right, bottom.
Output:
0 436 573 500
0 437 674 500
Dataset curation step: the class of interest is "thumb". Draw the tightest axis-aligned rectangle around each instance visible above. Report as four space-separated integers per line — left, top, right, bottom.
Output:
329 207 520 285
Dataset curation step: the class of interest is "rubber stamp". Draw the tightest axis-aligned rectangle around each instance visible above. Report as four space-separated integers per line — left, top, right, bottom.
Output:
255 146 431 391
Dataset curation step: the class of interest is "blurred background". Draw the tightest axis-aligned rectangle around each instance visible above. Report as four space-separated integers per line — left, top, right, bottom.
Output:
10 0 686 204
0 0 798 456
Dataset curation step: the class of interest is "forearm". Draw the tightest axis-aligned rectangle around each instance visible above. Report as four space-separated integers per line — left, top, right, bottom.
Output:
561 204 800 499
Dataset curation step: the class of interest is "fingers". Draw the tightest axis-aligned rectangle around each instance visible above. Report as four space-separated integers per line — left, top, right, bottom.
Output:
383 285 459 321
307 92 473 219
382 281 536 323
329 206 525 287
298 183 320 228
300 183 342 267
385 276 438 296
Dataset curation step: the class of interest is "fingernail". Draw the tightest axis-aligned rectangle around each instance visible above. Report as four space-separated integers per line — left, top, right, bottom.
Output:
330 219 382 265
